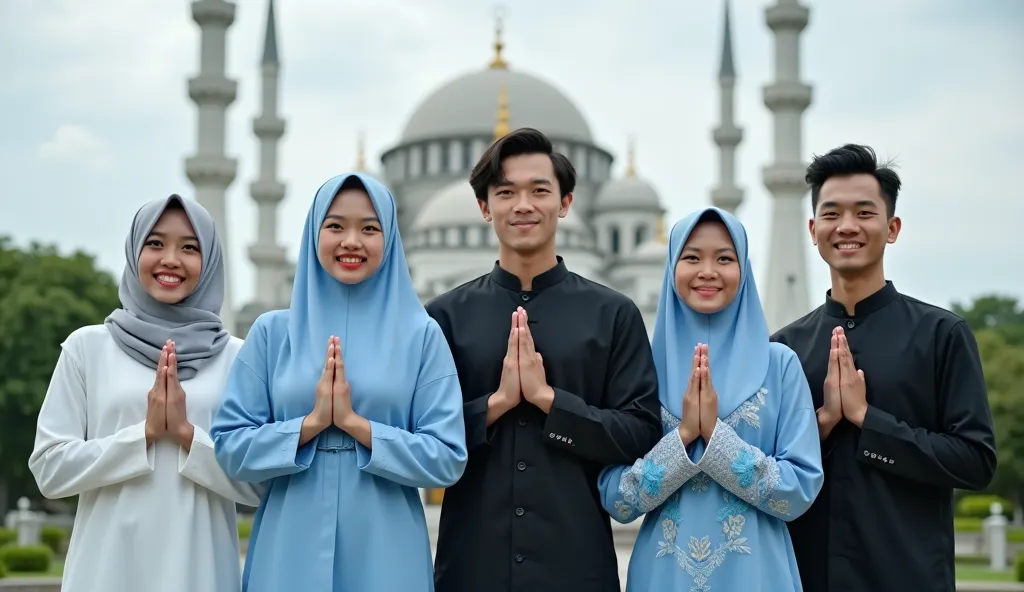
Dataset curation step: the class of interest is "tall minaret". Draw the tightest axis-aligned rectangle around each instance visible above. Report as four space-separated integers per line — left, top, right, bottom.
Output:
762 0 813 332
248 0 289 310
185 0 238 332
710 0 744 215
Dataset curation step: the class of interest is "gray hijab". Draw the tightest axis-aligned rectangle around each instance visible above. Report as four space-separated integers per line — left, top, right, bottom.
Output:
104 194 229 380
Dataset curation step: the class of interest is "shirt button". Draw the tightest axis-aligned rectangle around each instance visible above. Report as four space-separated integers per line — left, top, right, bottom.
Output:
515 553 525 563
518 418 527 427
846 320 855 329
521 293 530 301
515 507 525 516
517 461 527 471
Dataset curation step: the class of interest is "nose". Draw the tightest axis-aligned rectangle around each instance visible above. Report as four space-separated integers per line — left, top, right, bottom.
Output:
696 264 717 279
341 230 362 249
512 192 534 214
836 213 859 234
160 252 181 268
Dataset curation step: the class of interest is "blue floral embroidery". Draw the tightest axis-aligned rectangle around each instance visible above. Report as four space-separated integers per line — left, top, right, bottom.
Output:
641 458 666 497
661 492 683 523
731 449 758 488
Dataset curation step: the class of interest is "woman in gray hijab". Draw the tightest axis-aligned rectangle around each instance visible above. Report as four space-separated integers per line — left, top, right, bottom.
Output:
28 194 261 592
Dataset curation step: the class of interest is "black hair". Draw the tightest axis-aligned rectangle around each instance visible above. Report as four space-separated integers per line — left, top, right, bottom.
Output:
469 127 576 202
339 175 366 193
805 143 901 216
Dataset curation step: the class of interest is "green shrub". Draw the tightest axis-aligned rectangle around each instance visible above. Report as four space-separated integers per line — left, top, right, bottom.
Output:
955 517 983 532
238 519 252 540
1016 552 1024 582
40 526 68 555
958 553 990 566
0 544 53 573
0 556 6 578
957 494 1014 519
0 529 14 547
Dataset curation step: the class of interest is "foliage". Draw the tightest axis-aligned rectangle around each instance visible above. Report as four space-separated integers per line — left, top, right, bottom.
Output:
0 543 53 573
958 494 1015 519
953 295 1024 347
0 237 120 509
0 529 13 548
1017 552 1024 582
40 525 68 555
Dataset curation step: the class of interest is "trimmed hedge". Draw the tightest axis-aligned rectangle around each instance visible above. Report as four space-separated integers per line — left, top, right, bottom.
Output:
958 495 1015 519
0 544 53 573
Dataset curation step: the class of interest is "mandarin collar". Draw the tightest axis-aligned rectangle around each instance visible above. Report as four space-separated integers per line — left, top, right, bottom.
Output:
488 256 569 292
824 280 898 318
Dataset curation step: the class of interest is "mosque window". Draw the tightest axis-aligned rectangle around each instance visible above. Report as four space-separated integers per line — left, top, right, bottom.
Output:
610 226 621 255
448 141 463 174
574 146 588 177
409 145 423 177
427 142 442 175
458 226 468 246
635 225 647 246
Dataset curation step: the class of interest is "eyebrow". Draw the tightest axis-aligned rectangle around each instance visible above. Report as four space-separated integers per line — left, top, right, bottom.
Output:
682 246 736 255
495 177 553 188
147 231 199 242
324 214 380 223
818 200 878 209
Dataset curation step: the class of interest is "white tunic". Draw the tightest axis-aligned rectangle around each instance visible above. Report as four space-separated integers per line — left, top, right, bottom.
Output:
28 325 261 592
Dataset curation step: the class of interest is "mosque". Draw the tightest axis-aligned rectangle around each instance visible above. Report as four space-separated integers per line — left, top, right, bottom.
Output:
183 0 814 345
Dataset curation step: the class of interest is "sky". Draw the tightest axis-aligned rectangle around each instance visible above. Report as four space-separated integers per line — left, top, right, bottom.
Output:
1 0 1022 316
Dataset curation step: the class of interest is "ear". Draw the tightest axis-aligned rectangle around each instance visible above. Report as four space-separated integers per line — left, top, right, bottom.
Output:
477 198 492 223
807 218 817 246
559 193 573 218
886 216 902 244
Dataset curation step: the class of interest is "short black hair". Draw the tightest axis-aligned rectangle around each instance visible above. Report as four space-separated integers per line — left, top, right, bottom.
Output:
805 143 901 216
469 127 576 202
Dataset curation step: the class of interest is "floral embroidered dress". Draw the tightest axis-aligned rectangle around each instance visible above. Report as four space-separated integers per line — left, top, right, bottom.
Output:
598 208 824 592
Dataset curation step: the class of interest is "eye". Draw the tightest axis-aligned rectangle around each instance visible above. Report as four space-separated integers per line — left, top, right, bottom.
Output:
717 256 734 264
858 211 875 217
534 188 550 194
680 255 698 262
145 239 162 248
362 225 380 233
324 222 341 230
184 244 200 252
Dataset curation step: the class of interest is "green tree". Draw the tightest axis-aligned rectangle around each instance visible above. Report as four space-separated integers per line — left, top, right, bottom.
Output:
976 329 1024 516
0 237 120 513
953 295 1024 346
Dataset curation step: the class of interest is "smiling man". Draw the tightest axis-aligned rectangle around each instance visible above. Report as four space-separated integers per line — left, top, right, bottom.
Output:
426 127 662 592
771 143 997 592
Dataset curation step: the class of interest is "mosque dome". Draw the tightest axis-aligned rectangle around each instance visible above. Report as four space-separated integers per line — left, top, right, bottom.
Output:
632 238 670 264
594 142 663 211
399 37 593 144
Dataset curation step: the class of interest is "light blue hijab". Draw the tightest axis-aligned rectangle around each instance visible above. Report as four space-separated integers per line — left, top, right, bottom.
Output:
651 207 770 419
286 172 430 382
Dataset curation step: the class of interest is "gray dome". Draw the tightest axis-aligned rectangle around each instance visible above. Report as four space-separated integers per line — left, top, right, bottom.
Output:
631 239 670 264
400 67 593 144
595 175 663 211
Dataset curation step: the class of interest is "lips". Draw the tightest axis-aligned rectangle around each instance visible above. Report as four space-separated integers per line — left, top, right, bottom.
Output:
692 286 721 297
154 272 184 288
833 242 864 252
510 220 538 229
336 255 366 271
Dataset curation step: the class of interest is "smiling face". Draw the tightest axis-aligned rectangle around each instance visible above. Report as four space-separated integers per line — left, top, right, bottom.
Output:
809 173 901 277
317 187 384 284
138 204 202 304
477 153 571 257
674 219 741 314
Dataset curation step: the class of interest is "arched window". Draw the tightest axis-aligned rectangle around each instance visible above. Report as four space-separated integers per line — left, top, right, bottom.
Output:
635 225 647 246
610 227 621 255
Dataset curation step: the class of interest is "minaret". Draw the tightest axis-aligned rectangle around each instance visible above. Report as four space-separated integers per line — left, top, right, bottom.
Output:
625 136 637 178
762 0 813 332
355 132 367 172
489 6 508 70
248 0 289 310
710 1 744 215
185 0 238 332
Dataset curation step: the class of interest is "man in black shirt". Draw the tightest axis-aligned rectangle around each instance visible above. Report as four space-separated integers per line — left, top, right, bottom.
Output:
427 127 662 592
772 143 997 592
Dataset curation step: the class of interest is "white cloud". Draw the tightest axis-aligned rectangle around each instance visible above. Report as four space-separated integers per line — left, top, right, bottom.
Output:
37 125 117 172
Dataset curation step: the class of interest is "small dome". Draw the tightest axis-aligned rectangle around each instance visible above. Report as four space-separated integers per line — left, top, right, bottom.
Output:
412 179 589 236
631 239 670 264
400 67 593 144
412 180 486 232
594 175 663 211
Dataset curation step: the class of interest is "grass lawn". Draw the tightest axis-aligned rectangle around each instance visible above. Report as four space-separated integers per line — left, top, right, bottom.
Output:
956 562 1015 582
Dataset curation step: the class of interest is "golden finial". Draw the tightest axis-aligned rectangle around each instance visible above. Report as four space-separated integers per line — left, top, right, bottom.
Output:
656 216 667 244
625 136 637 178
493 82 510 140
488 5 508 69
355 131 366 171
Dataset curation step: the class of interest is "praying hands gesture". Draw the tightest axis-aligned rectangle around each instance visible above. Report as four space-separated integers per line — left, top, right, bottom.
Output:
492 307 555 415
678 343 719 446
144 341 195 450
299 336 373 448
818 327 868 439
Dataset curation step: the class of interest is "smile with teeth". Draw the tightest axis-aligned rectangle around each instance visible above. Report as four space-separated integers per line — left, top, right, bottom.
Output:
154 274 183 287
336 255 366 270
835 243 863 250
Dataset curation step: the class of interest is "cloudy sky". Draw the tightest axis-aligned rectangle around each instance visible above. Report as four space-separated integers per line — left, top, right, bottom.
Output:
1 0 1021 317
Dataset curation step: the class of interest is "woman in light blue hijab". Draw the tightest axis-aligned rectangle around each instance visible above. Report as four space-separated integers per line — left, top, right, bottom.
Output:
598 207 823 592
211 173 468 591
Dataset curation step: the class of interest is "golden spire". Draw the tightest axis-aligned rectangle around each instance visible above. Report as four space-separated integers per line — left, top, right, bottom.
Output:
625 136 637 177
656 216 667 244
493 82 510 140
488 5 508 69
355 131 366 171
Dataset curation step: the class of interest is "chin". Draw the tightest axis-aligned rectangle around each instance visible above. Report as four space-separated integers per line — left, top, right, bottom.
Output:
683 296 728 314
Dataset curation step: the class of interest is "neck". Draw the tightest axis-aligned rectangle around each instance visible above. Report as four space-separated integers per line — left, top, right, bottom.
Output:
829 263 887 316
497 244 558 291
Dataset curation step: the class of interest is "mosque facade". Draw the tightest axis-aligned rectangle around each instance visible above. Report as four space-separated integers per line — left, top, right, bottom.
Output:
186 0 813 343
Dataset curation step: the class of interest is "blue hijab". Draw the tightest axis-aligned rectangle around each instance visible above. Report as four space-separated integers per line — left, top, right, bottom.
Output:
286 172 429 379
651 207 770 419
